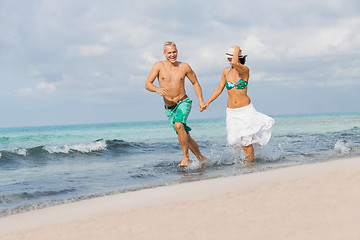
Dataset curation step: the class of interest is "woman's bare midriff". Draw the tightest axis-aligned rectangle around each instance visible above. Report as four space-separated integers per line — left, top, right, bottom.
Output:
227 91 251 108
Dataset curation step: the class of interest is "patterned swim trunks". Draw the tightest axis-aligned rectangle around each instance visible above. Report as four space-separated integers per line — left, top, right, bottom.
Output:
165 97 192 134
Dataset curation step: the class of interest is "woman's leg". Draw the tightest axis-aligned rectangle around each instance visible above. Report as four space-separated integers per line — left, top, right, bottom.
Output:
242 144 254 163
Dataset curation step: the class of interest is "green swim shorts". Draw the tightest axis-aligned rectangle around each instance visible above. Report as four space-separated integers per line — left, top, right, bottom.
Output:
165 97 192 134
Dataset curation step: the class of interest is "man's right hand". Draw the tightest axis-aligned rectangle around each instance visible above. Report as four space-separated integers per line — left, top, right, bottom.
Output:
156 88 167 97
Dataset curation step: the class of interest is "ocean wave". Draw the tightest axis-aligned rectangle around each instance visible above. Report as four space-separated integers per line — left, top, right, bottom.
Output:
0 148 28 158
0 188 76 204
0 139 164 164
13 148 28 156
44 139 107 154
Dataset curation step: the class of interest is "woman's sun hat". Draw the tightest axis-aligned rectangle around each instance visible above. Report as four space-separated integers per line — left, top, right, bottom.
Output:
225 47 243 58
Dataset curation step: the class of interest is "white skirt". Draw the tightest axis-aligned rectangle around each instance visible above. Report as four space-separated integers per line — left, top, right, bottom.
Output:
226 103 275 147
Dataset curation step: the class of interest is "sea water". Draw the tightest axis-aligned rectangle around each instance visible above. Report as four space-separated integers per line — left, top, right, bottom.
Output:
1 112 359 216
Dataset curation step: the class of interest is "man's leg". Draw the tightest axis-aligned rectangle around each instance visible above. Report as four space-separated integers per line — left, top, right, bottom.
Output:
188 133 207 163
242 145 254 163
174 122 190 167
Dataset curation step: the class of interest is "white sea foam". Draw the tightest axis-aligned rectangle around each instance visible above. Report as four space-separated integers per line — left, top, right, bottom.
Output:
13 148 27 156
44 145 71 154
71 140 107 153
334 140 351 154
44 139 107 154
187 160 204 170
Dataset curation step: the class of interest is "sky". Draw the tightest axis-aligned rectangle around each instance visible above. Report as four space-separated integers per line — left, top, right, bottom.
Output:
0 0 359 127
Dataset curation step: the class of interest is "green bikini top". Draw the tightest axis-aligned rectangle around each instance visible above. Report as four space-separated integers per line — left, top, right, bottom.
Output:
225 67 248 90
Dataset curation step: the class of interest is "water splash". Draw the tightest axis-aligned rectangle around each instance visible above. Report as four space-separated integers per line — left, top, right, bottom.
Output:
334 140 351 154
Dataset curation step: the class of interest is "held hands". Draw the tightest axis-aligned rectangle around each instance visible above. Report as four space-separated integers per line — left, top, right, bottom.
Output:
204 101 211 111
199 99 207 112
199 100 210 112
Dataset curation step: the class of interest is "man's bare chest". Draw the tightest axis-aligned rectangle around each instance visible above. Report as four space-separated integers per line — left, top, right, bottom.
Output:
158 68 186 83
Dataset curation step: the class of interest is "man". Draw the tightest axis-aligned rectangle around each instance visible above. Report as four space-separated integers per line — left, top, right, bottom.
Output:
145 42 207 167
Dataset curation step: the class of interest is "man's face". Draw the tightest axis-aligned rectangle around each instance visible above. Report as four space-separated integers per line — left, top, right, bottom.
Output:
164 46 178 63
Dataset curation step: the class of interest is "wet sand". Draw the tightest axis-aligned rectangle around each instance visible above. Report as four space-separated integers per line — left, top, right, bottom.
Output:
1 157 359 240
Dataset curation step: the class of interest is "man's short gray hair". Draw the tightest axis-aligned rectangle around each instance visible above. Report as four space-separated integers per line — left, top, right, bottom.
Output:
163 41 177 51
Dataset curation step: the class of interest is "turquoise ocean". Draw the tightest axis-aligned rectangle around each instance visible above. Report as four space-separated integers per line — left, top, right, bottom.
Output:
1 112 360 217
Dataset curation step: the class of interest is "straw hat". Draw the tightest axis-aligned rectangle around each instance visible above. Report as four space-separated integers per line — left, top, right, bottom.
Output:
225 47 243 58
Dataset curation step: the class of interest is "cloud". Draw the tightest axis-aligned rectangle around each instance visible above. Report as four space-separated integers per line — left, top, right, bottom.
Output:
37 81 56 94
288 18 360 58
18 87 34 96
68 44 110 57
1 0 360 127
18 82 56 96
243 35 277 60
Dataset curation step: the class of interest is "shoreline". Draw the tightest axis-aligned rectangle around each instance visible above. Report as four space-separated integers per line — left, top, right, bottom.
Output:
1 157 360 239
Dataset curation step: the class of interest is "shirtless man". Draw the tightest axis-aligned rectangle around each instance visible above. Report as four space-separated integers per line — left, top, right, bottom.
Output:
145 42 207 167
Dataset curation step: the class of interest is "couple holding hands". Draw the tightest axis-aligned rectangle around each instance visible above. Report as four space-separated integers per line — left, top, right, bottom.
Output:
145 42 274 167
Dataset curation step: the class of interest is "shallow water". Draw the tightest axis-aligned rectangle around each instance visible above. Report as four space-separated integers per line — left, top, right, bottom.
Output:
1 112 359 216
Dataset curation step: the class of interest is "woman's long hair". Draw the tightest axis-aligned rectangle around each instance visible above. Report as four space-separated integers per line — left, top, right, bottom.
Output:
239 55 247 65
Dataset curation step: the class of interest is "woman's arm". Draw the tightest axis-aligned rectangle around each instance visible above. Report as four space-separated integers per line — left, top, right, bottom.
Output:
206 69 227 107
230 46 249 79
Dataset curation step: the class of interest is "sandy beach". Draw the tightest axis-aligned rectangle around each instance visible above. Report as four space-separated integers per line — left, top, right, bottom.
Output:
0 157 359 240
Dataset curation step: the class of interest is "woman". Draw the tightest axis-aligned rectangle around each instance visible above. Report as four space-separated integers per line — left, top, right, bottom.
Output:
206 45 275 162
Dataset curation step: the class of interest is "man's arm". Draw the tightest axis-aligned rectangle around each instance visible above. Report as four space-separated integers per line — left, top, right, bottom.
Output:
185 64 207 112
145 62 167 97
